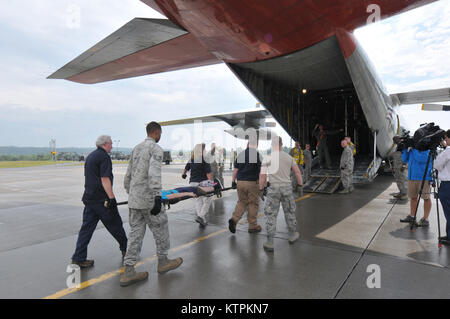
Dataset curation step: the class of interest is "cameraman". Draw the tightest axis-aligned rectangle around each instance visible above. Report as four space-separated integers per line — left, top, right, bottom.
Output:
400 145 433 227
435 130 450 243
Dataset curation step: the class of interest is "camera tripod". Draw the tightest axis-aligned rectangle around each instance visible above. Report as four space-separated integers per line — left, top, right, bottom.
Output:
409 148 444 248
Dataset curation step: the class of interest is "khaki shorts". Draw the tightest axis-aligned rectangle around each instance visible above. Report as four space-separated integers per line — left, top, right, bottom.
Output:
408 180 431 200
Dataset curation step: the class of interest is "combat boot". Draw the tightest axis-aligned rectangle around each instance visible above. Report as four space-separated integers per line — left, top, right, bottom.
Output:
248 225 262 233
288 232 300 244
71 259 94 268
195 216 207 227
157 256 183 274
263 237 274 252
228 218 236 233
120 266 148 287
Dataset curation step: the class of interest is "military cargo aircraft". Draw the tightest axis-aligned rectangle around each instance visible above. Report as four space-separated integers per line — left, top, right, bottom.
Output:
49 0 450 189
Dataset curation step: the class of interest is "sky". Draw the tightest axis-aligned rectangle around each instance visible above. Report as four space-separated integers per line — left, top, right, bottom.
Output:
0 0 449 151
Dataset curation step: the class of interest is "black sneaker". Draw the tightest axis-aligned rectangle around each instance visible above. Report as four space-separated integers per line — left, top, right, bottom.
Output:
390 192 401 197
418 218 429 227
394 193 407 200
71 259 94 268
400 215 414 223
439 236 450 245
228 218 236 233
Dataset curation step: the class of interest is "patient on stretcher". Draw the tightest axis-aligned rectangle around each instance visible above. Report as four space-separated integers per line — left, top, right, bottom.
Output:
161 180 221 201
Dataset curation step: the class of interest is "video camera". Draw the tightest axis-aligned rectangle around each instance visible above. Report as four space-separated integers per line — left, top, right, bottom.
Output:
394 130 414 151
394 123 446 152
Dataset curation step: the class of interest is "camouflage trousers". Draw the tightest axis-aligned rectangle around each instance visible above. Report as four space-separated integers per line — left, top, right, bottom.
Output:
341 169 353 189
291 164 304 192
264 184 298 239
304 164 311 184
123 207 170 267
393 167 408 195
210 162 219 181
217 165 224 187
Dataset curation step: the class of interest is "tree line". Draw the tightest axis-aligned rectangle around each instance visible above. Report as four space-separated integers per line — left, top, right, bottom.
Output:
0 154 52 161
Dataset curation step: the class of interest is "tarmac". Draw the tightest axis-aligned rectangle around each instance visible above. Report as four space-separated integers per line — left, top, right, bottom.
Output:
0 163 449 299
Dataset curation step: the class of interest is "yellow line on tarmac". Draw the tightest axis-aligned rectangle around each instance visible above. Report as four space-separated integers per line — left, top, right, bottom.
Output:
295 193 315 202
43 228 228 299
43 194 315 299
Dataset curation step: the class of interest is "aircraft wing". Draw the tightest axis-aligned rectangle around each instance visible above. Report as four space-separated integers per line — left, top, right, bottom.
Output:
47 18 220 84
390 87 450 105
159 108 273 128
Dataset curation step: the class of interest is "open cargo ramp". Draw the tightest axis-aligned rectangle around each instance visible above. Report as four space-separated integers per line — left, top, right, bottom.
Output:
303 171 341 194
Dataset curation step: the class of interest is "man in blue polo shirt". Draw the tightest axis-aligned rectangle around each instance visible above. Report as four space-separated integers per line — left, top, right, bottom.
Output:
71 135 128 268
400 146 433 227
228 139 263 234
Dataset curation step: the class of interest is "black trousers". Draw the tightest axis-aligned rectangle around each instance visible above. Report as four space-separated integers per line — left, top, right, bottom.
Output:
72 202 127 262
440 182 450 237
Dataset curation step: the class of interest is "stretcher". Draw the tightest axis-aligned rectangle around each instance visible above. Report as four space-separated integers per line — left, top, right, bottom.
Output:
115 179 233 210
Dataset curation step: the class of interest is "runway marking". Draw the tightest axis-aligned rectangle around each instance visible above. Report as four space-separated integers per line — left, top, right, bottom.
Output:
43 194 315 299
43 228 228 299
295 193 315 202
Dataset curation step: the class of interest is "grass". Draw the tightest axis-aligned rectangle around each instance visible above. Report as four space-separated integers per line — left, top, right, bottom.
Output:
0 161 68 168
0 160 129 168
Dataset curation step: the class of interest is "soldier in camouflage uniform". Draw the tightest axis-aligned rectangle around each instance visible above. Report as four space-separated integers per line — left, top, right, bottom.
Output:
217 147 225 187
259 137 302 252
206 143 219 181
391 149 408 200
303 143 312 184
120 122 183 287
339 139 354 194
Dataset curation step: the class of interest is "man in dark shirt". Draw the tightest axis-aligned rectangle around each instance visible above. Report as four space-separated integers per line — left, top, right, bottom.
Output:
71 135 128 268
228 140 263 234
313 124 343 169
182 143 212 227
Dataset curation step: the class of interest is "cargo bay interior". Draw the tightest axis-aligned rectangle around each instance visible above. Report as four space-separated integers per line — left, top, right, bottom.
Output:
228 36 376 193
